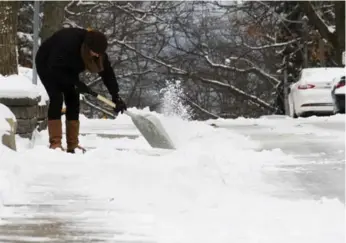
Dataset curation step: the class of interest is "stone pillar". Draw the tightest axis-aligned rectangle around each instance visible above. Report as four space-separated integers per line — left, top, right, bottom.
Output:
37 101 49 131
0 97 41 138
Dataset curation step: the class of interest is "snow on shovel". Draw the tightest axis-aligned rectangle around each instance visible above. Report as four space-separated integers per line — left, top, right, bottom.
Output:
88 92 176 150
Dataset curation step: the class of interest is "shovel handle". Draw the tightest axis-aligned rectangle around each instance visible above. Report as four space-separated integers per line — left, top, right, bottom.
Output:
87 91 132 116
96 94 116 108
87 90 116 108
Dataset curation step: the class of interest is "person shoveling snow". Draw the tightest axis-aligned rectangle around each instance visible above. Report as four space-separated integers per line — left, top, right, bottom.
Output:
35 28 127 153
34 27 175 152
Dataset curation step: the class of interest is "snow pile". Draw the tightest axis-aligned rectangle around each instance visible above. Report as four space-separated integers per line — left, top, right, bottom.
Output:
0 105 23 217
0 74 40 101
206 114 345 136
0 151 27 224
18 66 49 105
0 66 49 106
0 103 16 135
0 160 22 209
0 103 16 156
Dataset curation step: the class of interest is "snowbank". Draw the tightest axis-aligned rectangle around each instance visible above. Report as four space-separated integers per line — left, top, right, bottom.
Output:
18 67 49 105
0 150 25 220
0 104 21 216
0 74 40 100
205 114 345 136
0 67 49 106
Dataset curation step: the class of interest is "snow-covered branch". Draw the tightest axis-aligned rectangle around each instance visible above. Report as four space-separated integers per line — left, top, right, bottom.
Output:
183 97 219 119
204 55 281 85
197 76 276 111
299 2 337 48
64 1 100 16
243 38 300 50
87 68 157 88
112 40 275 112
112 4 152 25
112 39 187 75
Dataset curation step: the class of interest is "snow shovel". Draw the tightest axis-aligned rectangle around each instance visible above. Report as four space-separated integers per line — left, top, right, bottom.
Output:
88 92 176 150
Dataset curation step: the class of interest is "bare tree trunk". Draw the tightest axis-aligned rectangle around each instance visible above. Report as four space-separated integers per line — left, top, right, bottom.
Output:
0 1 19 76
40 1 66 42
300 1 345 66
334 1 345 66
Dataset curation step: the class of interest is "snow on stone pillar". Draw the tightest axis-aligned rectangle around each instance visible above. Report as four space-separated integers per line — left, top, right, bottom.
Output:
0 104 17 151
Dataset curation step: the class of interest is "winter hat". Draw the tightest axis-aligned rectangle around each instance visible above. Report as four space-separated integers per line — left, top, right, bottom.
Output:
84 29 108 54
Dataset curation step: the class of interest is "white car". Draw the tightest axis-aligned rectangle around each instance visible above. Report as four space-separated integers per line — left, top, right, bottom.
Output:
288 67 345 118
331 75 345 114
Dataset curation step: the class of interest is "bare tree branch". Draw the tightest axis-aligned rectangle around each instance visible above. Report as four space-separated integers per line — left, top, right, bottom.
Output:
299 2 337 47
197 76 276 111
183 96 220 119
243 38 301 50
204 55 281 85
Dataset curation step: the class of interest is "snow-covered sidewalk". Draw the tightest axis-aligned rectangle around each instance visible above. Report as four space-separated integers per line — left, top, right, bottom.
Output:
0 111 344 243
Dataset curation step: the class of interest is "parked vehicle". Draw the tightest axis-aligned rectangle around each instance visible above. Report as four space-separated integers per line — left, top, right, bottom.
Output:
288 67 345 118
331 75 345 114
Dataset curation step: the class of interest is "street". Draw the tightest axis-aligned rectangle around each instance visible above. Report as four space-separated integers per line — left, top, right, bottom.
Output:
216 116 345 203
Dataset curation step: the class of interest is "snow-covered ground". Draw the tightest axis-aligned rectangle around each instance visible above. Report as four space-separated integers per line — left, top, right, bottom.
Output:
0 110 344 243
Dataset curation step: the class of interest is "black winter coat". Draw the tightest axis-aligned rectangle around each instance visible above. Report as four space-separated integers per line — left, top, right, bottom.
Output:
35 28 119 98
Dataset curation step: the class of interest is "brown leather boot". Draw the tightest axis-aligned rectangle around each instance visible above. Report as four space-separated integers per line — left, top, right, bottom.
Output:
48 120 64 150
66 120 86 153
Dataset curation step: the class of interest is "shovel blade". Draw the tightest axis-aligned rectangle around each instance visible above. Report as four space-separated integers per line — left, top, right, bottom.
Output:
93 94 175 150
127 111 176 150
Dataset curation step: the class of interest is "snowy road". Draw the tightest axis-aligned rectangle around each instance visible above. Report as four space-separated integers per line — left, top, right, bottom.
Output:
212 115 345 203
0 112 344 243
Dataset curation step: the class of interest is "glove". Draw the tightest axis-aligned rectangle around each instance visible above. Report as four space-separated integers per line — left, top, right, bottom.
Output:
75 81 92 94
112 96 127 114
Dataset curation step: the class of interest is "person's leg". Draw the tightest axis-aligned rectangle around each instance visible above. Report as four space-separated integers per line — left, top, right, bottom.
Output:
63 85 85 153
40 77 64 150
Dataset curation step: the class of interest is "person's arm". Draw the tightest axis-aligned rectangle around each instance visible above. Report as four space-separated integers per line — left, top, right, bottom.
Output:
98 54 119 99
98 54 127 114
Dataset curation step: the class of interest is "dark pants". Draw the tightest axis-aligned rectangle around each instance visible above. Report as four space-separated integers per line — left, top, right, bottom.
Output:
37 71 80 121
35 46 80 121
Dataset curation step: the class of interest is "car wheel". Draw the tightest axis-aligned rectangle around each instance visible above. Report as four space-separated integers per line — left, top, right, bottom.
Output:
331 94 338 114
333 103 339 114
337 103 345 114
288 96 297 118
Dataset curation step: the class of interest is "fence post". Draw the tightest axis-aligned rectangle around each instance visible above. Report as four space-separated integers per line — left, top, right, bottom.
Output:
32 0 40 85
